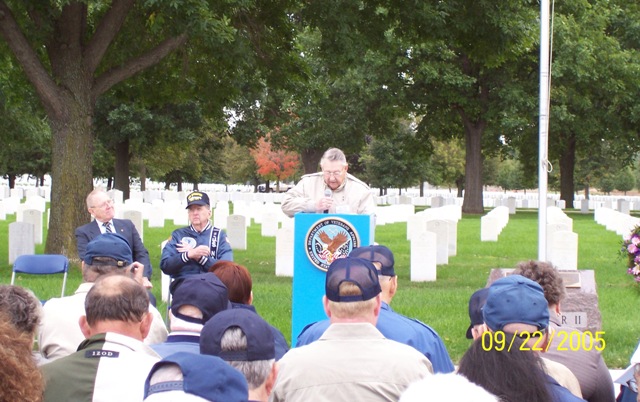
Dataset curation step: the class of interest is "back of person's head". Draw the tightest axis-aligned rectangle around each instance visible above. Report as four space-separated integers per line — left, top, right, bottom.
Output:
399 372 499 402
82 233 134 282
200 309 275 391
0 284 41 337
513 260 566 306
210 261 252 304
483 275 549 332
170 273 229 326
458 334 552 402
0 318 44 401
144 351 248 402
324 257 381 319
84 274 149 326
320 148 347 167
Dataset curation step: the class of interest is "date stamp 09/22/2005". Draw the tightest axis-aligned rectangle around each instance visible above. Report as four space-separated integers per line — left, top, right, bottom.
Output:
481 330 605 353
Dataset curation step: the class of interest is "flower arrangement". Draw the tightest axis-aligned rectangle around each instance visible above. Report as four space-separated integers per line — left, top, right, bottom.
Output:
622 225 640 282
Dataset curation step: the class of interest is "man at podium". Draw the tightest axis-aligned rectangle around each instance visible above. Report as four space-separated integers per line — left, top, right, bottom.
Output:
281 147 375 217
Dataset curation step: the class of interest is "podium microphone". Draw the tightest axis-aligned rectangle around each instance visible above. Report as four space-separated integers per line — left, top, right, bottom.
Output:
323 189 332 213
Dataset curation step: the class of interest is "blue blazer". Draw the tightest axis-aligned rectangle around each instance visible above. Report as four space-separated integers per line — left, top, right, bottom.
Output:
75 218 153 279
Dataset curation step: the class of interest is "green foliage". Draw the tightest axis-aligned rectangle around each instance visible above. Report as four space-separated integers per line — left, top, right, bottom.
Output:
496 159 525 192
614 168 635 194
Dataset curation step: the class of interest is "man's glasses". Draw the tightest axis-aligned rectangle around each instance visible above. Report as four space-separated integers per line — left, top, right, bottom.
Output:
323 170 344 178
91 200 113 209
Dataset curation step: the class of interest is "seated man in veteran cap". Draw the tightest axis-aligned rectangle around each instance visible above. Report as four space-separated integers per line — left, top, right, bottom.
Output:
38 233 168 361
200 308 278 402
271 257 432 402
144 351 248 402
42 275 161 402
297 245 454 373
480 275 584 401
151 273 230 358
161 191 233 293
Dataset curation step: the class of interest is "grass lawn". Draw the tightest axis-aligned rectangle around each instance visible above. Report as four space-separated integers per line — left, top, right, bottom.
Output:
3 206 638 368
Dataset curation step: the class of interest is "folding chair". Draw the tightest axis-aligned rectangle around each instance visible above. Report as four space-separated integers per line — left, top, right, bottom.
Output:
11 254 69 297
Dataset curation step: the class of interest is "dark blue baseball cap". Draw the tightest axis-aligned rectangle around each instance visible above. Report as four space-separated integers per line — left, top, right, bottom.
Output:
186 191 210 208
144 351 248 401
325 257 381 302
83 233 133 267
171 273 230 325
200 308 275 361
483 275 549 332
348 245 395 276
466 287 490 339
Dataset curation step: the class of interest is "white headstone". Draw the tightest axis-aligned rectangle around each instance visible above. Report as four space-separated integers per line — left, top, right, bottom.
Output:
580 199 589 214
549 230 578 270
148 202 165 228
214 201 230 230
507 197 516 215
123 210 144 241
481 215 500 241
261 212 278 237
10 188 24 200
0 200 6 220
23 209 43 245
431 196 444 208
25 195 46 212
9 222 34 264
227 214 247 250
108 189 124 205
275 227 294 277
446 219 458 257
427 219 449 265
411 231 437 281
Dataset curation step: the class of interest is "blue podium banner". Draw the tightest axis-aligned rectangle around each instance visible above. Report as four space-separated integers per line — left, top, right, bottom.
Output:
291 213 373 345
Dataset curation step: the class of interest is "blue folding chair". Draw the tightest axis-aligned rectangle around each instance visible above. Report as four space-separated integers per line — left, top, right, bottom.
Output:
11 254 69 297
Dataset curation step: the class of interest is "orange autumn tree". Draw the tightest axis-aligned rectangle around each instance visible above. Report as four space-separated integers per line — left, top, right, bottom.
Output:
251 135 300 192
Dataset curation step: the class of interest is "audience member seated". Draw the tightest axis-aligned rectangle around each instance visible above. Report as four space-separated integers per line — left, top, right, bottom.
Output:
38 233 168 361
399 372 499 402
41 275 161 401
270 257 432 402
0 318 45 402
144 351 248 402
297 244 454 373
151 273 230 357
210 260 289 360
459 332 575 402
513 260 615 402
0 284 45 364
466 280 583 397
201 308 278 402
477 275 585 401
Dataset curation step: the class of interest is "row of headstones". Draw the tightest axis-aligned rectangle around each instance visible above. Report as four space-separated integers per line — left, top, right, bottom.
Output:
593 207 640 237
480 206 510 241
0 186 50 201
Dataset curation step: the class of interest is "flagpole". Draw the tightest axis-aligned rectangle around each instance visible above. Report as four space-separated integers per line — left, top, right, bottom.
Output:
538 0 551 261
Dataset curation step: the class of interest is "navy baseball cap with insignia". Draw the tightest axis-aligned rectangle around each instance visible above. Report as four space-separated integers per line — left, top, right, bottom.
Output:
170 273 230 325
144 351 248 401
186 191 210 208
483 275 549 332
348 245 395 276
83 233 133 267
466 287 490 339
325 257 381 302
200 308 275 361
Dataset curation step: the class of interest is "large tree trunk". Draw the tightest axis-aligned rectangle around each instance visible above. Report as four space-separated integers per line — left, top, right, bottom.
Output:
45 98 94 257
301 148 324 174
559 132 576 209
461 119 485 214
140 165 147 191
114 139 130 200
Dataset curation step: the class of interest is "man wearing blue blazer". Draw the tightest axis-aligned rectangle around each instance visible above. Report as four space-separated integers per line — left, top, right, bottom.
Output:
76 189 154 301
